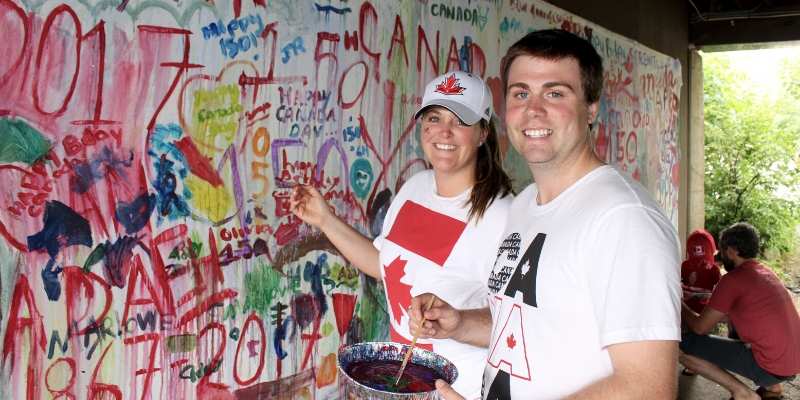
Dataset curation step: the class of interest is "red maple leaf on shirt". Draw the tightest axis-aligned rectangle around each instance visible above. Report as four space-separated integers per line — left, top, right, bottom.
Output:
506 333 517 349
435 74 465 95
384 256 412 325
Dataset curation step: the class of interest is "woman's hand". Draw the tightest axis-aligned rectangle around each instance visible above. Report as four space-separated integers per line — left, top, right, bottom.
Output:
290 185 334 229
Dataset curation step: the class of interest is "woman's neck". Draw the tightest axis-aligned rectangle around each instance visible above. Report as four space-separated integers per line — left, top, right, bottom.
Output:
434 170 474 197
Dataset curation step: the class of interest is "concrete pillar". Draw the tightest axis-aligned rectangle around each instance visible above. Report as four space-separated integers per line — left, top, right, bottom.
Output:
687 49 706 234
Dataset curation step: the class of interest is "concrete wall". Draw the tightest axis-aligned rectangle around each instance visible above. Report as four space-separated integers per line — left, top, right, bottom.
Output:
548 0 695 240
0 1 688 398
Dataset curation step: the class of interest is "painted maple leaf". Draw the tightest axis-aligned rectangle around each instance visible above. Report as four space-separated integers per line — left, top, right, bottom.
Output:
506 333 517 349
435 74 466 95
383 256 412 325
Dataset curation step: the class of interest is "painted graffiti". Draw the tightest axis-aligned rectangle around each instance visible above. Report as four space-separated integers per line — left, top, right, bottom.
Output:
0 1 681 399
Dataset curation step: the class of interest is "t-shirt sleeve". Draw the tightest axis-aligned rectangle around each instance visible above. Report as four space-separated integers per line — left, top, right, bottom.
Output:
707 275 738 314
585 205 682 347
372 233 384 251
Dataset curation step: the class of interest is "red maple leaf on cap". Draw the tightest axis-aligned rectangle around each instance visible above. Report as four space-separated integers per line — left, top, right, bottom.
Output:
435 74 466 95
506 333 517 349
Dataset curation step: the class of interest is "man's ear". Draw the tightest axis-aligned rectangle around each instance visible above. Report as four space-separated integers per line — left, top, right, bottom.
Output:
724 246 738 259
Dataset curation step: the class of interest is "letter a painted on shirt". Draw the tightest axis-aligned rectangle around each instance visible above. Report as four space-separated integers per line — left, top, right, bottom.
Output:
487 303 531 380
483 369 511 400
503 233 545 307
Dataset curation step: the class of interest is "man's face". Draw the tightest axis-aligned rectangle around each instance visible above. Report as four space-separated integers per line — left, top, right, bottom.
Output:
720 247 736 272
504 56 598 172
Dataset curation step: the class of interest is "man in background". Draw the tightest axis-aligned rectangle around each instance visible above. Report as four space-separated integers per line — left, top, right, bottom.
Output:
681 222 800 400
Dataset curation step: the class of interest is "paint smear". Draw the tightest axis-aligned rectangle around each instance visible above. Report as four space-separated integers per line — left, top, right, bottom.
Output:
0 117 51 165
115 192 156 234
27 201 93 257
174 137 224 187
41 259 63 300
332 292 357 338
345 359 442 393
367 188 393 238
233 369 313 399
152 154 191 220
243 263 285 316
101 235 138 288
315 352 337 388
185 175 231 222
166 334 197 353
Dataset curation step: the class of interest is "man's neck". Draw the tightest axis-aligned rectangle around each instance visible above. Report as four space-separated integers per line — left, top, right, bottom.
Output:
532 152 603 205
734 257 756 268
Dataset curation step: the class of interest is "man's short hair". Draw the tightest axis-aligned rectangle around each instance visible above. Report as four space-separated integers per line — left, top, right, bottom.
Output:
719 222 760 259
500 29 604 105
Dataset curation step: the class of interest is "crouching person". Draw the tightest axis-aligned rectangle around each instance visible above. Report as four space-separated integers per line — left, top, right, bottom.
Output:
680 222 800 400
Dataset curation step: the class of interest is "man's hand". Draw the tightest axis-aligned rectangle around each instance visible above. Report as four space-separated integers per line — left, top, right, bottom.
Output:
435 379 465 400
410 294 493 347
682 301 726 335
681 285 712 300
408 293 462 340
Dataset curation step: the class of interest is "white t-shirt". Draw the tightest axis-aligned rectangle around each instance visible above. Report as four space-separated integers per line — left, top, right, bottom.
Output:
373 170 512 399
483 166 681 399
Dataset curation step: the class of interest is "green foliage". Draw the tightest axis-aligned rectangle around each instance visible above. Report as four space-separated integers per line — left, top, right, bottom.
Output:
782 57 800 100
703 52 800 268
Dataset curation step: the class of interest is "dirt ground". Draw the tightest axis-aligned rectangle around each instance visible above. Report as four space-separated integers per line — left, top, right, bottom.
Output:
678 232 800 399
786 242 800 308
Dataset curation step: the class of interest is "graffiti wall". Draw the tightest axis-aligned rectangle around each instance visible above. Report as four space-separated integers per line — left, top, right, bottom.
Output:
0 0 682 399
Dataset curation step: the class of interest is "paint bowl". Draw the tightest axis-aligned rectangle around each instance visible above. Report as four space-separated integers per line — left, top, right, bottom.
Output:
337 341 458 400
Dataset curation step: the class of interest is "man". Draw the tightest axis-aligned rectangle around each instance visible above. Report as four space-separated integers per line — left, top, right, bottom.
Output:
681 222 800 400
409 29 682 399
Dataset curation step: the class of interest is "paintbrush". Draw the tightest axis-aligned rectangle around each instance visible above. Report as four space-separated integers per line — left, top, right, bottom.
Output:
394 295 437 386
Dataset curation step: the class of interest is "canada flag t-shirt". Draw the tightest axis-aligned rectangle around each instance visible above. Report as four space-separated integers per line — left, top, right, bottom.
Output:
373 170 512 399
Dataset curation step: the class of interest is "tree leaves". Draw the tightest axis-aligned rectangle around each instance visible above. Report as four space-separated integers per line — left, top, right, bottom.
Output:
703 51 800 264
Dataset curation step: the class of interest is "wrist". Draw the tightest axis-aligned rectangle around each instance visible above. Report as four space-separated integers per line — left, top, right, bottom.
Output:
317 211 339 234
449 309 465 341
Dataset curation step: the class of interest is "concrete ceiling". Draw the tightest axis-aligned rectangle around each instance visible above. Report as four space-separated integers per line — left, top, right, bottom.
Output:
689 0 800 47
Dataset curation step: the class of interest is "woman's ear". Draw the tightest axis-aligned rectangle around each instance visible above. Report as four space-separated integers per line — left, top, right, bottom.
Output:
588 101 599 125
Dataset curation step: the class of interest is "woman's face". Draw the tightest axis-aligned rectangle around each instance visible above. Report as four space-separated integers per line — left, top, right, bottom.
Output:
419 106 485 182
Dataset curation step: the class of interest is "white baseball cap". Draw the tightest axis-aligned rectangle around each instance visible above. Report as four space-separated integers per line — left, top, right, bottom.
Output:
414 71 493 126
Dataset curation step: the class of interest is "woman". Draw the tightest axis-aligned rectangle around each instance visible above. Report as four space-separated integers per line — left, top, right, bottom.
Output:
290 71 513 398
680 228 721 376
681 229 721 315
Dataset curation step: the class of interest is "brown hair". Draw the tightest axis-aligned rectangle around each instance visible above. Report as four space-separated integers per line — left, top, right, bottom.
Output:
719 222 761 259
468 118 513 221
500 29 604 105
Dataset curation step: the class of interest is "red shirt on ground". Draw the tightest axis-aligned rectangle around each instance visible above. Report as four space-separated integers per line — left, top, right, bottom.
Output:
708 260 800 376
